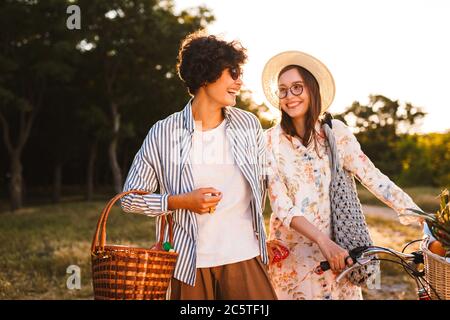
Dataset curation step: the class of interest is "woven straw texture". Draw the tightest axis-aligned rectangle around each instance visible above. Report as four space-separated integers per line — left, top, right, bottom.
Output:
261 50 335 112
91 190 178 300
421 239 450 300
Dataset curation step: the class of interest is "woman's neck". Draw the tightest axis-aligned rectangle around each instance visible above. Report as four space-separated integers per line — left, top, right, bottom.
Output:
191 92 225 131
292 116 307 139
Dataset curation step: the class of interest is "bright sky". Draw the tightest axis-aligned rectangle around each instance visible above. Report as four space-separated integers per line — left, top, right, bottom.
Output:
174 0 450 133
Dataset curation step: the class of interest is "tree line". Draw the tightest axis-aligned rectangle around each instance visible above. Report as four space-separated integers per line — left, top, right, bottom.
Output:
333 95 449 188
0 0 213 210
1 1 448 212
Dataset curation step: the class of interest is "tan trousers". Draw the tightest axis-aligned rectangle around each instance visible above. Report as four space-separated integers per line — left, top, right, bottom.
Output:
170 256 277 300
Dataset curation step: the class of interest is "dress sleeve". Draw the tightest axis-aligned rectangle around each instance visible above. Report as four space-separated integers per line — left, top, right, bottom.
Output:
332 119 422 225
266 129 306 229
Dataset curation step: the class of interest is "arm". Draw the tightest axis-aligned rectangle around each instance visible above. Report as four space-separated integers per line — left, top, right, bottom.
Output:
168 188 223 213
333 120 422 225
290 216 352 271
121 124 172 217
266 128 352 271
122 124 223 216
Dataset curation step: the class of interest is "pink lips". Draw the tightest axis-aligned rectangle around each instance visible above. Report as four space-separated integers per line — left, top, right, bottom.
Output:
286 101 303 109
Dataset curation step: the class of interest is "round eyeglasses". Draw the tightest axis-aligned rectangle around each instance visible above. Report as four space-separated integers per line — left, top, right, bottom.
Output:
276 83 304 99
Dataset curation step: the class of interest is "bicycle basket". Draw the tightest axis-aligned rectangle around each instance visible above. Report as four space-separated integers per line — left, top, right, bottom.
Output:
421 238 450 300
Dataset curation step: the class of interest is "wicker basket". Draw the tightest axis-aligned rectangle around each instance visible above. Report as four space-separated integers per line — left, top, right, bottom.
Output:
91 190 178 300
421 238 450 300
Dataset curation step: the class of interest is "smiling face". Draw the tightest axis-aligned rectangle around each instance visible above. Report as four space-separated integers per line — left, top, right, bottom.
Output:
203 67 243 107
202 68 242 107
278 68 310 120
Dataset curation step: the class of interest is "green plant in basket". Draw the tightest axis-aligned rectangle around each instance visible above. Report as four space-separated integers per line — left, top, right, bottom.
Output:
406 189 450 256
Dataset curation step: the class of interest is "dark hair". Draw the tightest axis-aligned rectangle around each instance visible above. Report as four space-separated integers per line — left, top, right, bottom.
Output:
177 30 247 96
278 65 325 155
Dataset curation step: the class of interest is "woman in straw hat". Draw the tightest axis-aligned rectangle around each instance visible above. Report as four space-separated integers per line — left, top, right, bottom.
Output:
262 51 427 299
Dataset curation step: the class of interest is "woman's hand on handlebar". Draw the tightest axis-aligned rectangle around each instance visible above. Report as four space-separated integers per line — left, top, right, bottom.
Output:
316 235 354 273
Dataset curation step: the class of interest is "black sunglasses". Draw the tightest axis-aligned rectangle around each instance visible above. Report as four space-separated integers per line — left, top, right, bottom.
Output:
228 67 243 80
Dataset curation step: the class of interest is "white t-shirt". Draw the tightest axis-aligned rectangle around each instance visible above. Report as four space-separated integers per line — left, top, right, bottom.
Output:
190 119 260 268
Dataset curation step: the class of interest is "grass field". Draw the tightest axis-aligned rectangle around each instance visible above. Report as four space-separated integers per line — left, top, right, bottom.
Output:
0 201 155 299
0 186 443 300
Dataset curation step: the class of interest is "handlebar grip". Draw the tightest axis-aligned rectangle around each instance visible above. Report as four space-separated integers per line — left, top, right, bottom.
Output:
318 255 355 273
320 261 331 271
315 246 366 274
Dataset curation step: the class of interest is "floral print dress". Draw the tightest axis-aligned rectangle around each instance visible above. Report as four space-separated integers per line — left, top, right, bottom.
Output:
265 119 421 300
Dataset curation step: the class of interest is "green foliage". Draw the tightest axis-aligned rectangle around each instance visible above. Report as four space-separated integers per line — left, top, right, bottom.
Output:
395 135 434 186
334 95 448 188
1 1 447 205
0 0 216 202
0 0 78 115
74 0 215 137
339 95 426 135
406 189 450 252
392 133 450 187
236 90 275 129
419 133 450 187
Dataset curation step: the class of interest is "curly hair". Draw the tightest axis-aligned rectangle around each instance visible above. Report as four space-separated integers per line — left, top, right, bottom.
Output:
177 30 247 96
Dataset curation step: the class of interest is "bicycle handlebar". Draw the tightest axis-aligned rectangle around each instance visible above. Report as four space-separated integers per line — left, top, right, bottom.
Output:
316 245 422 273
314 243 436 300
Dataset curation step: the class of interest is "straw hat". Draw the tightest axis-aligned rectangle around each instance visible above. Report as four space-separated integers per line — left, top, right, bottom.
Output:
261 51 335 112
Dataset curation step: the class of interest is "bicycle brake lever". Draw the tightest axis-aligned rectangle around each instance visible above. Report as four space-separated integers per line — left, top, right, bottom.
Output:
335 264 360 283
356 256 373 265
335 256 374 283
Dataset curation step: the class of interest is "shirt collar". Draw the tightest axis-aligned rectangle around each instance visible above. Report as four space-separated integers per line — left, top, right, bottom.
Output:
182 98 195 134
182 98 232 134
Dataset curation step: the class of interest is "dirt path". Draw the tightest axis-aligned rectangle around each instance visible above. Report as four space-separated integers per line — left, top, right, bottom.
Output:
361 204 424 300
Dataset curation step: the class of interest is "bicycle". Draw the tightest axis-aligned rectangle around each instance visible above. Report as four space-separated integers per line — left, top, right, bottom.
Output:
313 239 445 300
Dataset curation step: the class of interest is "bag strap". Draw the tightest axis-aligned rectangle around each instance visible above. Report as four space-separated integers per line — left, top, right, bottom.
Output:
322 111 333 129
321 112 339 178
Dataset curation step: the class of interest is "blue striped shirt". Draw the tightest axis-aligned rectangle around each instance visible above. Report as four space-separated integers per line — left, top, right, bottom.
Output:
121 100 269 286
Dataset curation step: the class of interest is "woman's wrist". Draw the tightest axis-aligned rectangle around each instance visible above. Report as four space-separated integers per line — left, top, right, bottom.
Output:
290 216 330 245
168 193 186 210
314 233 329 247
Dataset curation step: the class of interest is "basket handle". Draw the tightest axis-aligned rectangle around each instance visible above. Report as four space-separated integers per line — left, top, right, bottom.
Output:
91 190 174 254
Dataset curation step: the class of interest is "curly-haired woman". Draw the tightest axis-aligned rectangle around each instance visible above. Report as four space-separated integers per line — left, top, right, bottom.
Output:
121 31 277 300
